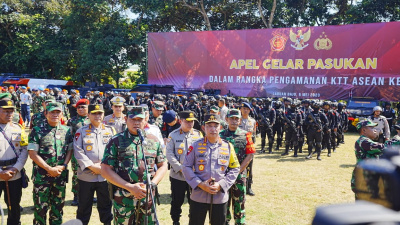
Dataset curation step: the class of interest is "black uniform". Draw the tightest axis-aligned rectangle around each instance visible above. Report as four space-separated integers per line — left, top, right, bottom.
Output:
258 105 276 153
305 107 328 160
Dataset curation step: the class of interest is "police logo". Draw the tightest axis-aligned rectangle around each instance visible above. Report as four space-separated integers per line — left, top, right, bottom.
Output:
95 105 100 110
86 145 93 151
221 166 225 171
116 98 120 102
178 149 183 155
314 32 332 50
189 112 194 118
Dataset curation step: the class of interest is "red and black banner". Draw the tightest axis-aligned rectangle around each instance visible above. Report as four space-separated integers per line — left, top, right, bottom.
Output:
148 22 400 101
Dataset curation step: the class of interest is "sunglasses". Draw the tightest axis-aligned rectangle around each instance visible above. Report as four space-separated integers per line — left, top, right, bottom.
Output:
77 106 88 109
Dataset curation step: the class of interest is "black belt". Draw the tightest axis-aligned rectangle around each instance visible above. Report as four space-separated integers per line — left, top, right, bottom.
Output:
0 157 17 167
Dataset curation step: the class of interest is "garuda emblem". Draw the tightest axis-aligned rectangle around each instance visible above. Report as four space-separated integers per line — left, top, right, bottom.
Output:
289 29 311 50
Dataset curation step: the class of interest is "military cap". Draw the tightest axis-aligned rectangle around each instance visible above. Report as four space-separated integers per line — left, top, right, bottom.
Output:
227 109 241 118
46 102 63 112
21 86 27 90
210 105 220 112
139 104 149 112
70 89 77 94
88 104 104 113
38 87 44 91
76 99 89 107
152 101 164 110
241 102 251 109
0 93 12 100
111 96 125 106
0 98 15 109
178 111 198 121
356 118 377 131
127 107 146 119
8 86 14 90
163 110 177 123
32 88 37 92
204 114 221 124
44 95 56 103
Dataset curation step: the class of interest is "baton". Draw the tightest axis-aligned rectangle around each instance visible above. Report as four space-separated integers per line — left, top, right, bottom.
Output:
5 181 11 211
209 178 215 225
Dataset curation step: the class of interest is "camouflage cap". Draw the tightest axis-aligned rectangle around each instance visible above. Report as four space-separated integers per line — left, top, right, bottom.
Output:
46 102 63 112
204 114 220 124
227 109 241 118
152 101 165 110
178 111 198 121
356 118 377 131
127 106 146 119
139 104 149 112
210 105 220 112
88 104 104 113
44 95 56 103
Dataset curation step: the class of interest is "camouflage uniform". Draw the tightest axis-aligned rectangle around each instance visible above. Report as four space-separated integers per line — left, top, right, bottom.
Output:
102 129 166 225
148 111 163 129
32 95 44 114
351 135 384 199
31 112 47 128
28 123 73 225
220 128 255 225
67 115 89 198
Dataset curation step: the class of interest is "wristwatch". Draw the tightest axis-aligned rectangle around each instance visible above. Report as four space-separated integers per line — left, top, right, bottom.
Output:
63 164 68 170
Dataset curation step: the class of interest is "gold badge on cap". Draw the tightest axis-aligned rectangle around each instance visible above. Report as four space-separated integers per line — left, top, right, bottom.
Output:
210 115 215 121
189 112 194 118
7 101 12 106
95 105 100 110
116 98 120 102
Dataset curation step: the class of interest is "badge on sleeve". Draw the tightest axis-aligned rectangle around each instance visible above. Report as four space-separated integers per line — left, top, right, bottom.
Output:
187 146 193 155
75 133 80 141
198 164 205 171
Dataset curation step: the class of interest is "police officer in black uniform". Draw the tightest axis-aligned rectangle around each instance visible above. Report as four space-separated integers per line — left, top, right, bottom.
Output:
258 98 276 153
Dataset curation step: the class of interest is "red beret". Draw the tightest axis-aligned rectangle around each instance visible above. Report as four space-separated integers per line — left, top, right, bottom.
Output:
75 99 90 107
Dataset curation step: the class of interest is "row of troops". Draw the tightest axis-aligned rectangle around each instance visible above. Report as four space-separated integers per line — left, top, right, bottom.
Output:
0 91 258 225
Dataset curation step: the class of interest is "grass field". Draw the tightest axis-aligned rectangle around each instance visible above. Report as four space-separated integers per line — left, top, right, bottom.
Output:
8 132 359 224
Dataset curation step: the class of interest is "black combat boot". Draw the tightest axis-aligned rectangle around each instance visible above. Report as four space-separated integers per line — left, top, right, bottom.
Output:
293 146 298 157
281 146 289 156
247 184 255 196
260 147 265 153
327 148 331 157
305 150 313 159
71 194 79 206
317 153 322 160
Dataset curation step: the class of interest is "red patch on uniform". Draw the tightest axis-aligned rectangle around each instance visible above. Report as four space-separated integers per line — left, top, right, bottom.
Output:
187 146 193 155
75 133 80 141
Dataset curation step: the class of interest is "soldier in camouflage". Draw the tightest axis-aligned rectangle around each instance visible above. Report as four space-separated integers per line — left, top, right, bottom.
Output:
220 109 255 225
239 102 256 196
28 102 74 225
101 107 167 225
32 88 45 114
351 119 384 200
148 101 164 129
67 98 90 206
30 96 56 129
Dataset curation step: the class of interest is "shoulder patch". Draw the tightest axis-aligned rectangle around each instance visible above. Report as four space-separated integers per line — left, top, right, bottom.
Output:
75 133 80 141
187 146 194 155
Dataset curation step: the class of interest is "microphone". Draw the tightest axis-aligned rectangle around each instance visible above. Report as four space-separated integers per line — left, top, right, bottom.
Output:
137 129 147 145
